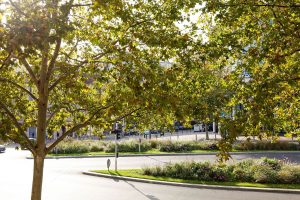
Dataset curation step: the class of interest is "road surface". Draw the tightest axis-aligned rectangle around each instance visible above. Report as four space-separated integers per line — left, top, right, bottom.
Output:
0 148 299 200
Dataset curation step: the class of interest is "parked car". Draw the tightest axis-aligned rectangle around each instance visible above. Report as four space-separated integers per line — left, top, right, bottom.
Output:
0 145 6 153
143 130 163 138
124 130 139 136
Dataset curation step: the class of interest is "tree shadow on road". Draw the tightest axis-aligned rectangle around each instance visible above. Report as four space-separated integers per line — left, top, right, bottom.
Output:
124 180 160 200
145 156 169 164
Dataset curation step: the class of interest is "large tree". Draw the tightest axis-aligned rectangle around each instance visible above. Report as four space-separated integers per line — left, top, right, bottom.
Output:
0 0 195 199
196 0 300 152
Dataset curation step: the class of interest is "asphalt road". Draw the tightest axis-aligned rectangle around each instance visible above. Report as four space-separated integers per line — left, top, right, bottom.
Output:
0 148 300 200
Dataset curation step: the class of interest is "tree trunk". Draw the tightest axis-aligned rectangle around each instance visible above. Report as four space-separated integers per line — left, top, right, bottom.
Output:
31 56 48 200
205 123 209 140
31 155 45 200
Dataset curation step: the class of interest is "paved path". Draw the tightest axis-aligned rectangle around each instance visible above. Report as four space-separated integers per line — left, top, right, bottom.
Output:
0 148 300 200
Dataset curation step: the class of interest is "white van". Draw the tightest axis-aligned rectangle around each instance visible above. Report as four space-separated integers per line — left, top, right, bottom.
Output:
193 124 202 132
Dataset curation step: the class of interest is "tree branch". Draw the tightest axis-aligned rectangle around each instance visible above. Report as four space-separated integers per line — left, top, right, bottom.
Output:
0 100 35 154
0 51 12 71
220 3 300 8
271 8 285 31
109 107 142 123
45 104 113 153
48 75 68 92
47 38 62 79
0 78 38 101
45 117 90 154
70 3 92 7
19 56 38 86
8 0 29 17
46 110 59 126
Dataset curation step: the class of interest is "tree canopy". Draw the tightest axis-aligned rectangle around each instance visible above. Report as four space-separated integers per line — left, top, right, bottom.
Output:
0 0 299 198
191 0 300 157
0 0 196 199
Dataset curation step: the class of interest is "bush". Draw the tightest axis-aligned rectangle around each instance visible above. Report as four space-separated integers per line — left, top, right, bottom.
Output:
50 138 299 155
193 162 212 181
149 140 160 149
142 158 300 184
278 165 300 184
50 139 105 154
90 145 104 152
261 157 282 170
158 140 219 152
104 140 152 153
233 140 299 151
232 160 255 182
210 165 233 182
252 165 278 183
53 140 90 154
159 141 193 152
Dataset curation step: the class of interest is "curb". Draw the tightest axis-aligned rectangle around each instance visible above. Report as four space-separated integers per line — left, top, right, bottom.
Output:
82 171 300 194
26 151 300 159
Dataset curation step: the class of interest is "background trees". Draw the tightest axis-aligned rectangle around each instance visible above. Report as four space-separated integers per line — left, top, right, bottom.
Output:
196 0 300 141
171 0 300 159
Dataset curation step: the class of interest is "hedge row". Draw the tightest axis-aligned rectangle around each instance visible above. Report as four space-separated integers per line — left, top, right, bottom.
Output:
50 139 300 154
142 158 300 184
234 140 300 151
50 139 220 154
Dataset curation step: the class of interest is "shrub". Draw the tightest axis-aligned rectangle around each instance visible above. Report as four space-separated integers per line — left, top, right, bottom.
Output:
142 166 152 176
234 141 256 151
90 145 104 152
50 139 106 154
278 165 300 184
104 140 152 153
194 162 212 181
149 140 160 149
232 159 255 182
261 157 282 170
233 140 299 151
252 165 278 183
209 165 233 182
158 140 219 152
142 158 300 184
53 140 90 154
118 141 138 152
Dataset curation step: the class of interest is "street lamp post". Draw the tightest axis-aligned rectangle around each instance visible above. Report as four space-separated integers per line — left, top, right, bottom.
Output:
115 133 118 171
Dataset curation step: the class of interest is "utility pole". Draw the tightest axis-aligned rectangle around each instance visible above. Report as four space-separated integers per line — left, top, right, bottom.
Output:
114 122 120 171
115 133 118 171
138 133 141 153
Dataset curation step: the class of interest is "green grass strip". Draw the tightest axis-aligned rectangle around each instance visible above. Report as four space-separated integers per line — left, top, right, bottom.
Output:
91 169 300 190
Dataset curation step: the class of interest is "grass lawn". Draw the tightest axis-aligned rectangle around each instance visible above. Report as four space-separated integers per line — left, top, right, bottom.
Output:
91 169 300 190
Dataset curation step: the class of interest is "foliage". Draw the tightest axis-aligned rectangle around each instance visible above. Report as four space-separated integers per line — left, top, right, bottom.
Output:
197 0 300 144
232 159 255 182
0 1 198 199
49 139 219 154
278 165 300 184
142 158 300 184
104 140 153 153
234 140 300 151
50 139 300 154
159 140 219 152
94 169 300 189
50 139 104 154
